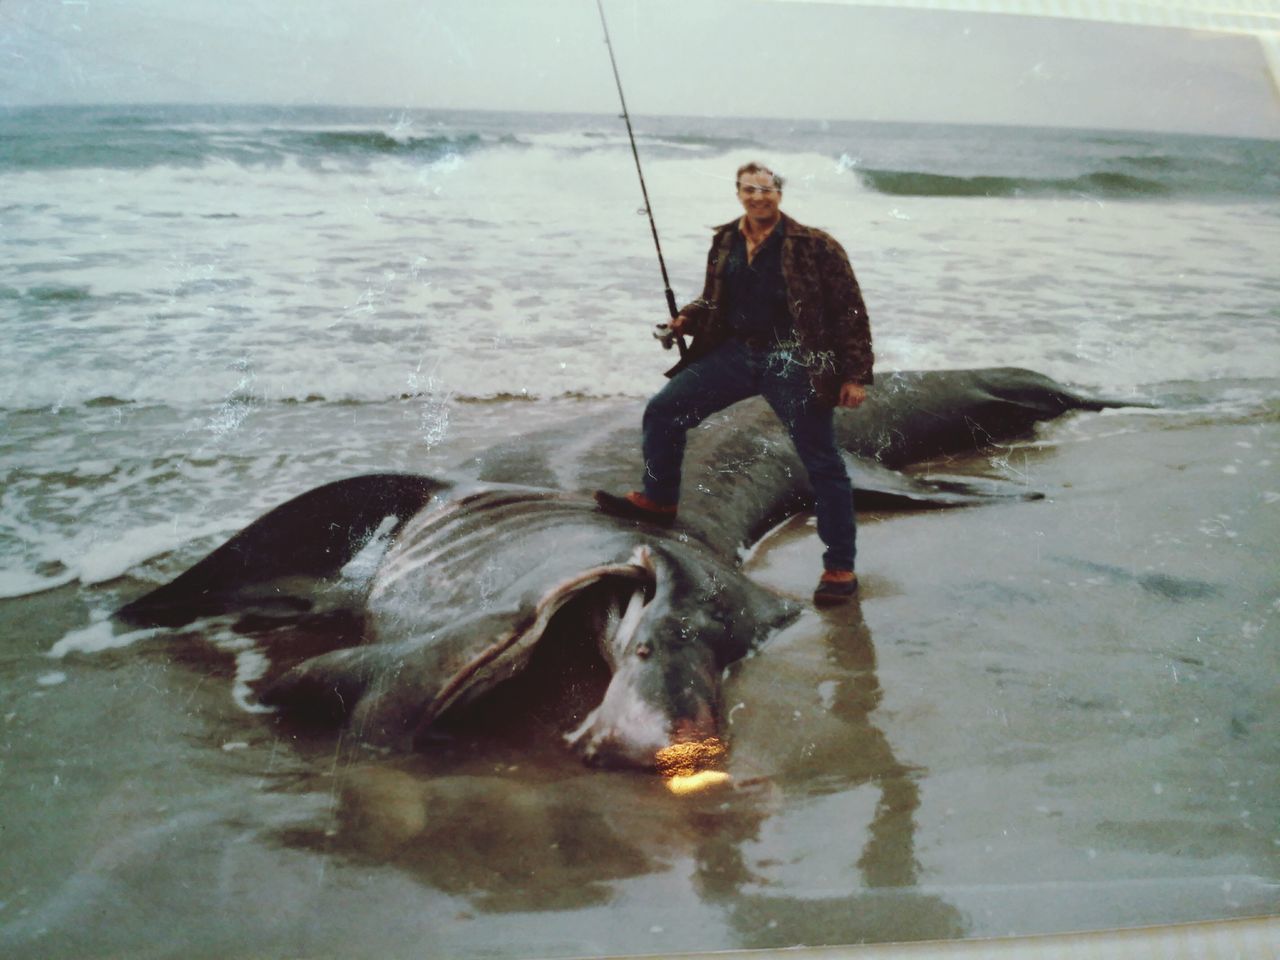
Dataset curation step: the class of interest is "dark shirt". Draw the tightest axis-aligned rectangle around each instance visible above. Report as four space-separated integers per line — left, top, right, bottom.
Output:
723 223 795 349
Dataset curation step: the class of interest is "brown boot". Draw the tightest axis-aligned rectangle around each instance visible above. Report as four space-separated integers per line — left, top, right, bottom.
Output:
594 490 678 526
814 569 858 606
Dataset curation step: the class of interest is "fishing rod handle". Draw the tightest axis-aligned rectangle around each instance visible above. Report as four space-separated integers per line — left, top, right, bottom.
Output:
654 325 689 359
664 289 687 357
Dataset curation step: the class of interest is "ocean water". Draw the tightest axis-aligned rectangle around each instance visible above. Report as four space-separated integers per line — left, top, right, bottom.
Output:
2 104 1278 600
4 105 1279 410
1 105 1278 955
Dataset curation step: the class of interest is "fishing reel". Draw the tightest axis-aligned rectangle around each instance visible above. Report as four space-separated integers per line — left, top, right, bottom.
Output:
653 323 679 350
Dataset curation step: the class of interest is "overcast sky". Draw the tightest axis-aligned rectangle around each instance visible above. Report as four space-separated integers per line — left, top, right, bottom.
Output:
4 0 1278 137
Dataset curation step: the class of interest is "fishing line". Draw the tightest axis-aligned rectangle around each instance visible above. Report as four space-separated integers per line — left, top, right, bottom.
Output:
594 0 687 358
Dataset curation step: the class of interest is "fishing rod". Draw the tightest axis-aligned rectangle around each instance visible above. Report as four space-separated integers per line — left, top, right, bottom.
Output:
595 0 687 358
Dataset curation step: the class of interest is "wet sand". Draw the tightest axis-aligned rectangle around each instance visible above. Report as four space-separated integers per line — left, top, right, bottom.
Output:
737 410 1279 944
1 407 1276 958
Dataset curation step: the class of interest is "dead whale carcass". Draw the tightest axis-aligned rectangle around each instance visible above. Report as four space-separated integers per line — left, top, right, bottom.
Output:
116 367 1143 768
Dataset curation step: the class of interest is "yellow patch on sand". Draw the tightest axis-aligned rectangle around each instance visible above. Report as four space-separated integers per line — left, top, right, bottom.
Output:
654 738 727 778
666 770 733 795
657 738 731 794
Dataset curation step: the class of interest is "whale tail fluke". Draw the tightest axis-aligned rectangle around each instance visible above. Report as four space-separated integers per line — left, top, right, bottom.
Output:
842 453 1045 507
1070 391 1159 411
990 368 1159 413
116 473 451 627
837 368 1158 470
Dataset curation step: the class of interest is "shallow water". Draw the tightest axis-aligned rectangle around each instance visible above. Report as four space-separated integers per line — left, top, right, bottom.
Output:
2 398 1277 958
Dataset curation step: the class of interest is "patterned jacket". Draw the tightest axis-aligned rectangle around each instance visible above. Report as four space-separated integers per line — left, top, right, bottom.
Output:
669 212 874 405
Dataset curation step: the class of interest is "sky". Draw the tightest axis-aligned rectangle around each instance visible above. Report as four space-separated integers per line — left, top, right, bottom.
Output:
4 0 1279 137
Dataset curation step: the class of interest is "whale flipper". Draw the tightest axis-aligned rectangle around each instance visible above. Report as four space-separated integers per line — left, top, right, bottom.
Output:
117 473 450 627
257 643 398 727
842 454 1044 508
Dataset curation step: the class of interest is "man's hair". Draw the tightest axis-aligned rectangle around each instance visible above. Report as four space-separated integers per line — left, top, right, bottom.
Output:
735 162 784 191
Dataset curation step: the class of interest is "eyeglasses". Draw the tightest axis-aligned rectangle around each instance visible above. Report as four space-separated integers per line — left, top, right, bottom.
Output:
738 184 779 196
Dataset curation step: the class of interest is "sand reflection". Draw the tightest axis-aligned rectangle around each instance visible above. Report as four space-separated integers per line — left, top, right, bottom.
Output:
693 601 966 945
270 599 965 946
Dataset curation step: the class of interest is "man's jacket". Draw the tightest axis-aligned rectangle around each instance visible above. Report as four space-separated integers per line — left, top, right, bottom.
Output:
669 213 874 406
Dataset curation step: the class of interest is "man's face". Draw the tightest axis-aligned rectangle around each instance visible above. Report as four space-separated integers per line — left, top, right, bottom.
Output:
737 170 782 225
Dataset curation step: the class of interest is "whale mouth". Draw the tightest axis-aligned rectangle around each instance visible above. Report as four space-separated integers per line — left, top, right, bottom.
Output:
559 549 725 770
418 547 660 738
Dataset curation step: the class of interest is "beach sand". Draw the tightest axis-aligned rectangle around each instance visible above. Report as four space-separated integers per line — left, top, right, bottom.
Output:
1 406 1276 958
733 409 1279 945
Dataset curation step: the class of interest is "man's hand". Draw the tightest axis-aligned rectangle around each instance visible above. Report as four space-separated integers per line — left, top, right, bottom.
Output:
837 382 867 408
654 314 689 349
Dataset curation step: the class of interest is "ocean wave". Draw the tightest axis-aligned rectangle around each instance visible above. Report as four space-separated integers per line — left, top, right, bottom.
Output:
642 131 760 153
0 566 78 600
1112 154 1179 170
278 129 518 163
857 168 1169 198
4 107 1276 201
0 106 526 172
4 389 629 416
94 113 163 129
9 377 1280 417
0 284 94 303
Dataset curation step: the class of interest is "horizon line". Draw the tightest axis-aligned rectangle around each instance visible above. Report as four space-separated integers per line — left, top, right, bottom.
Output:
4 101 1279 143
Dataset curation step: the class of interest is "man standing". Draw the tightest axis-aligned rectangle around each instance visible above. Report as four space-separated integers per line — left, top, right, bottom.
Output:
596 161 873 605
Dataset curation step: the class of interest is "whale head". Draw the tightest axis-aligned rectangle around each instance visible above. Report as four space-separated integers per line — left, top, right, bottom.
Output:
564 542 794 769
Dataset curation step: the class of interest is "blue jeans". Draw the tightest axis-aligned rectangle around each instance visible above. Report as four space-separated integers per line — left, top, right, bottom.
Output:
641 339 856 572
